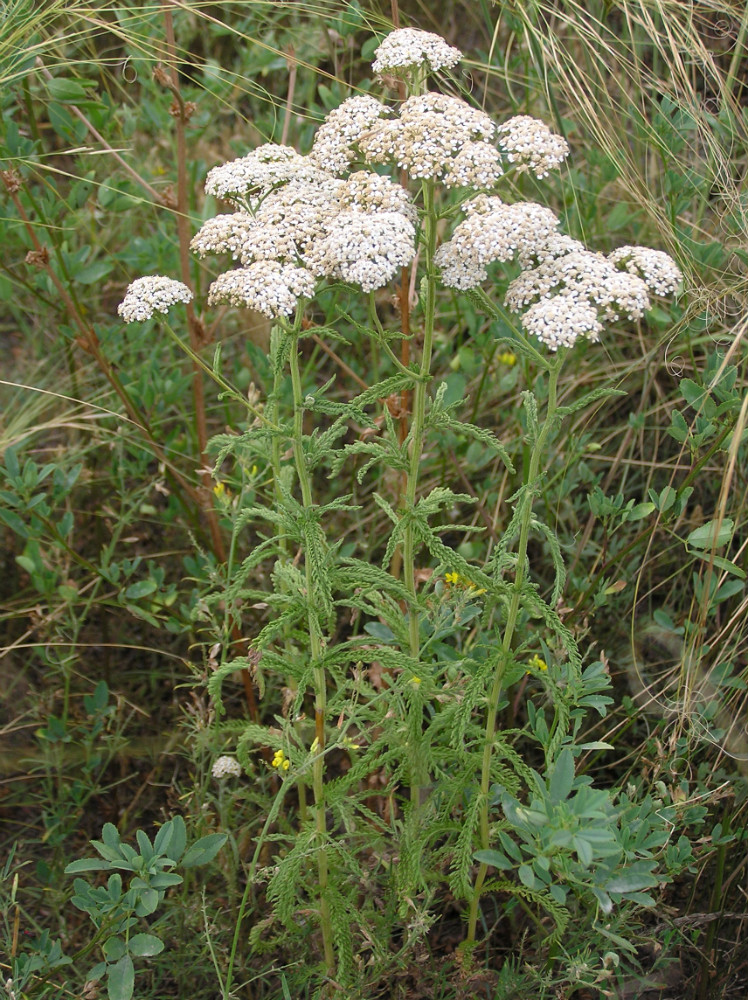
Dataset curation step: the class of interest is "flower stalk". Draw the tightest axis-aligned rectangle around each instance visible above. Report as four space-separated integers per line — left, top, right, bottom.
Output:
465 354 563 947
401 179 438 805
287 323 335 973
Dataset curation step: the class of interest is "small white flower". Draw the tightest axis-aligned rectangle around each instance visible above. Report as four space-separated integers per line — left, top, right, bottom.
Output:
521 293 603 350
443 141 503 189
208 261 316 318
359 92 496 181
341 170 416 221
371 28 462 76
204 144 327 204
608 245 682 296
305 211 416 292
310 95 390 176
436 201 560 289
117 276 192 323
212 755 242 779
497 115 570 178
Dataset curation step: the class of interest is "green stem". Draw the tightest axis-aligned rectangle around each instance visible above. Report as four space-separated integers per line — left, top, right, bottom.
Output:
465 357 561 948
287 326 335 974
402 179 437 806
268 325 308 826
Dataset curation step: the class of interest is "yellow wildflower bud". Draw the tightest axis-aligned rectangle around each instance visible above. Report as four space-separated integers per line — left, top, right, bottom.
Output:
528 654 548 672
445 571 460 586
498 352 517 366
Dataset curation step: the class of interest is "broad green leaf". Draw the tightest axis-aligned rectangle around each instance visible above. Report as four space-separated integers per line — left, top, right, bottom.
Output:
518 864 536 889
103 937 126 961
124 579 158 601
107 955 134 1000
473 849 512 870
549 748 574 802
686 518 734 549
606 872 658 893
181 833 227 868
47 77 89 102
134 888 159 916
64 858 108 874
153 821 173 857
128 933 164 957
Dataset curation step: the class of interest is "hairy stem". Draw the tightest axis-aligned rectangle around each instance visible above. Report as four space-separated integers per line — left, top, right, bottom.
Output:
288 327 335 974
466 359 561 947
402 179 437 806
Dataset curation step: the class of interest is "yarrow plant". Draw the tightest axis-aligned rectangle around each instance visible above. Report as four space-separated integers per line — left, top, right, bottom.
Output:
118 24 682 993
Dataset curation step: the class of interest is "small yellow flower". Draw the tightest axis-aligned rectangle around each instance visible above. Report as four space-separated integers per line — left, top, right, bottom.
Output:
213 482 226 498
343 735 361 751
444 571 486 596
410 676 422 686
271 748 289 770
498 351 517 366
528 654 548 672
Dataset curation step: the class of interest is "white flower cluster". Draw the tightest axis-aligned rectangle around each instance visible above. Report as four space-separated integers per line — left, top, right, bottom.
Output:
608 245 682 296
359 93 498 186
505 248 652 321
500 237 681 350
204 143 327 204
497 115 570 178
212 755 242 779
118 276 192 323
435 197 560 289
305 211 416 292
372 28 462 76
208 261 317 317
522 294 603 350
341 170 416 221
310 95 389 176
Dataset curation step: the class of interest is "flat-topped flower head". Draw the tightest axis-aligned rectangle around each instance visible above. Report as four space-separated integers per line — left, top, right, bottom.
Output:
341 170 416 220
204 144 329 204
304 211 416 292
608 245 682 296
372 28 462 76
505 248 651 321
497 115 570 178
310 95 391 176
435 200 560 289
191 213 257 260
118 275 192 323
359 92 496 182
521 294 603 351
443 142 503 189
208 261 316 318
212 755 242 779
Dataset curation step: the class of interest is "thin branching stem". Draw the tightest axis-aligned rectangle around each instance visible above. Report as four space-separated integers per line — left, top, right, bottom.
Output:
466 355 562 947
287 322 336 974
